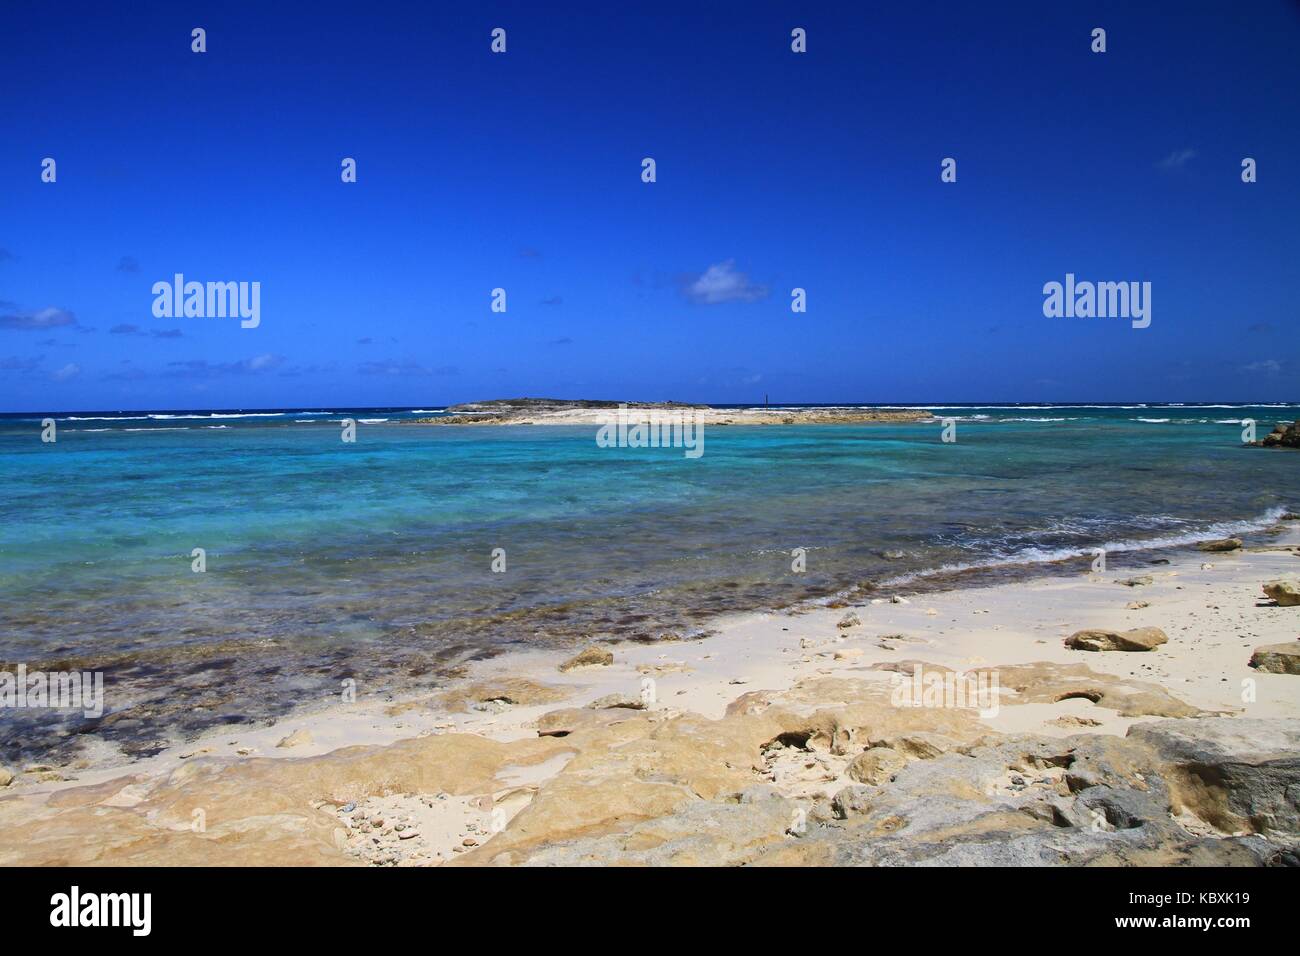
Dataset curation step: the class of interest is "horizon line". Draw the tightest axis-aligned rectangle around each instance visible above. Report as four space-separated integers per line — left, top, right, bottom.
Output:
3 399 1299 417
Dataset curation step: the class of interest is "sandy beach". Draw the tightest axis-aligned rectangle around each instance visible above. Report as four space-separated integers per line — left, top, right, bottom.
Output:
3 529 1298 866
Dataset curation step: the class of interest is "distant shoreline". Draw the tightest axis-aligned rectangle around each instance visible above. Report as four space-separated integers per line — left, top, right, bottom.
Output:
3 401 1298 420
412 398 933 426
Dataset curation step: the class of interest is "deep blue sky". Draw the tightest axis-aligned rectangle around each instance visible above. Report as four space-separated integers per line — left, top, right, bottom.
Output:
2 1 1298 411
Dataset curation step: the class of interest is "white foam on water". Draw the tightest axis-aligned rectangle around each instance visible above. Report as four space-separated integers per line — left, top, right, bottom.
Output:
148 412 284 420
870 506 1291 590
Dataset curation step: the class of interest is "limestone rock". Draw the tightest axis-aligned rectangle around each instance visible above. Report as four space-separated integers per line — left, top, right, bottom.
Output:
760 724 1299 866
535 707 632 737
586 694 646 710
845 747 908 785
881 732 961 760
831 785 875 819
1249 643 1300 675
1065 627 1168 653
1127 718 1300 836
1263 580 1300 607
1049 715 1101 729
1197 538 1242 553
837 611 861 629
439 678 568 713
991 661 1198 718
558 646 614 672
497 795 797 866
2 665 1289 870
1256 420 1300 449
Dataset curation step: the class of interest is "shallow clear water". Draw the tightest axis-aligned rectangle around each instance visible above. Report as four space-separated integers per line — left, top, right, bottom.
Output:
2 404 1298 762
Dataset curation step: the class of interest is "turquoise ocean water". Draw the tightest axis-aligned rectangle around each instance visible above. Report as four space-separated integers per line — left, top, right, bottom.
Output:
2 403 1298 763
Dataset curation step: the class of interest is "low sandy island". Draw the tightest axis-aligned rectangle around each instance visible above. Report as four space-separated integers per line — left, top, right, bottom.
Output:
2 534 1299 866
413 398 932 426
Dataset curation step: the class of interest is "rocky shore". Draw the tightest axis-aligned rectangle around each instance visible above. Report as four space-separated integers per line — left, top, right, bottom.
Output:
2 536 1299 866
1253 420 1300 449
412 398 932 426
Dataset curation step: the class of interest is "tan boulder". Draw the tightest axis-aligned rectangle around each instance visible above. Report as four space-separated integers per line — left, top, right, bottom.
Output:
1248 643 1300 675
1066 627 1168 652
558 646 614 672
1263 580 1300 607
1197 538 1242 553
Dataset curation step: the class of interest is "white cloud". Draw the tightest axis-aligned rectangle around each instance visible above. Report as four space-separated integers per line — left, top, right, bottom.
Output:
0 306 78 330
683 259 767 304
357 360 458 376
1156 148 1197 170
163 354 286 378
